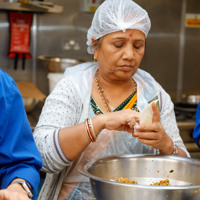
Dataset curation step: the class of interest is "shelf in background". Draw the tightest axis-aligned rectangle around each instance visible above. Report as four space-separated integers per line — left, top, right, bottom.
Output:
0 2 63 13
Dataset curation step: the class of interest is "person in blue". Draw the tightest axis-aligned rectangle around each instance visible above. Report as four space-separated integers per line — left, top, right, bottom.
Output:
0 69 42 200
193 102 200 148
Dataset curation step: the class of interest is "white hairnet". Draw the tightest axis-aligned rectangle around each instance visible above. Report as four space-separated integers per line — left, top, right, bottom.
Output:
87 0 151 54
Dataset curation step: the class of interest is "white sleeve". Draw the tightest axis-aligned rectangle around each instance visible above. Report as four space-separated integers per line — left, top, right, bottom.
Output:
33 78 82 173
159 88 190 157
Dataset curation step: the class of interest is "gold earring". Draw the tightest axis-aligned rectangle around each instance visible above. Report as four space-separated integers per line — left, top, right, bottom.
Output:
94 56 97 62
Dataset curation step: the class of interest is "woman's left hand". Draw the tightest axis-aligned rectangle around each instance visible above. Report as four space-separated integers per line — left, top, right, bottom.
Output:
133 102 174 155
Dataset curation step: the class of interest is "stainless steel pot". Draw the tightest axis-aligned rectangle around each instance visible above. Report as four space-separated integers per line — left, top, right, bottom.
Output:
182 94 200 105
78 154 200 200
186 95 200 105
37 55 84 72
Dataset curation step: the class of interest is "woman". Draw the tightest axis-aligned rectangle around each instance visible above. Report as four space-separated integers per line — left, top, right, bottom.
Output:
0 69 42 200
34 0 189 199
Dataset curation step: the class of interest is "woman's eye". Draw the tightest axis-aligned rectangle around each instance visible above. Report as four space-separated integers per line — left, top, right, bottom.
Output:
135 46 141 49
134 42 145 50
114 43 124 48
134 45 142 49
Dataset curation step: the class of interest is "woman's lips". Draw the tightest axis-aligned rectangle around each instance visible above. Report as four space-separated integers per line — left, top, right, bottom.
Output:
120 65 133 71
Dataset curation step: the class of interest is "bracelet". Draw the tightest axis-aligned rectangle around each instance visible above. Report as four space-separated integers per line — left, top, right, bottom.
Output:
12 180 33 198
85 118 97 142
88 118 97 140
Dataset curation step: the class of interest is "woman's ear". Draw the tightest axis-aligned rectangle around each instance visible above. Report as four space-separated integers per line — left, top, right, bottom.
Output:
93 50 98 62
92 37 98 51
92 37 98 61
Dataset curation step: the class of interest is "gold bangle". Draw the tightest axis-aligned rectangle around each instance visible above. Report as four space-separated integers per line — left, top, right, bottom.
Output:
85 118 95 142
88 118 97 140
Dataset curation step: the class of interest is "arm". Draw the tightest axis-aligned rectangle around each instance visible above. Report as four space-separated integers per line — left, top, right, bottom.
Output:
59 109 140 161
33 78 82 173
0 71 42 200
193 102 200 148
34 78 140 171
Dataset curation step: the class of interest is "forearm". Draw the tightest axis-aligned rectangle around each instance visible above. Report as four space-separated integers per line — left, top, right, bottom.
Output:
59 110 140 161
59 114 104 161
159 137 187 157
176 147 187 157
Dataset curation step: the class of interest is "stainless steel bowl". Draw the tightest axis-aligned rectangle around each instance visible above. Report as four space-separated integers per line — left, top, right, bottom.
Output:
78 154 200 200
37 55 84 72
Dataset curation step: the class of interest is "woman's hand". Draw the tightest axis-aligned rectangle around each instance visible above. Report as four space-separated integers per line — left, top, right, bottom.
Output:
133 102 174 155
98 109 140 133
0 183 30 200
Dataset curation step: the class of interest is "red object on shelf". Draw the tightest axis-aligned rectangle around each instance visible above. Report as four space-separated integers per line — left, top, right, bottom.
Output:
8 11 32 58
8 12 32 70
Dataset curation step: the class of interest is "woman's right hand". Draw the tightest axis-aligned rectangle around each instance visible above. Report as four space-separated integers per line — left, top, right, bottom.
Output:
94 109 140 134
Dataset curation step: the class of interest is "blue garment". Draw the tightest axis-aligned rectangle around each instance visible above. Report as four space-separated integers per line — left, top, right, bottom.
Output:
0 69 42 199
193 102 200 148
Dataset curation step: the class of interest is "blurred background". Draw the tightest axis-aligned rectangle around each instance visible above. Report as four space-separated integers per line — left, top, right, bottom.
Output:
0 0 199 99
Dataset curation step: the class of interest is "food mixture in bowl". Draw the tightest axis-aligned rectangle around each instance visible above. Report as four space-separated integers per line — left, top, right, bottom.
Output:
151 179 170 186
117 177 171 186
117 177 138 184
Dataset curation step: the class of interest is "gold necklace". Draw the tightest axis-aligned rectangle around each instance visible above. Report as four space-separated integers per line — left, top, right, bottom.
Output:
95 71 112 112
95 70 137 113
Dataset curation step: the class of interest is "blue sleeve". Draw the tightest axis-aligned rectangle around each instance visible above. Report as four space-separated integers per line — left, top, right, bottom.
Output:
0 69 42 199
193 102 200 148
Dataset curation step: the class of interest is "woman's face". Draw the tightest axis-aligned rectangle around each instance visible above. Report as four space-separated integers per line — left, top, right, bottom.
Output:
94 29 145 82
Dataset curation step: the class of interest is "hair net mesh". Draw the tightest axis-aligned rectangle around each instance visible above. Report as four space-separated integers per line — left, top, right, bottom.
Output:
87 0 151 54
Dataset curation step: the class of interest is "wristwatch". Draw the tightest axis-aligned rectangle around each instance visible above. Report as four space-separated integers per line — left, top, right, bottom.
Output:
12 180 33 198
172 144 178 155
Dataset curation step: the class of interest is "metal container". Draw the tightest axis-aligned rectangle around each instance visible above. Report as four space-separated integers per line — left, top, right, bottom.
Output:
37 55 84 72
79 154 200 200
23 97 39 112
182 94 200 105
186 95 200 105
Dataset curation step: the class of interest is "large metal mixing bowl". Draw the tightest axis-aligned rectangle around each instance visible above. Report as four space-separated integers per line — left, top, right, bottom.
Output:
37 55 84 72
79 154 200 200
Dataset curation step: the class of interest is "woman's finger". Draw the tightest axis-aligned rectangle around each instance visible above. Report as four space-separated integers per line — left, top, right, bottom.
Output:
135 123 161 132
152 102 160 123
133 130 158 140
127 118 137 129
137 137 157 145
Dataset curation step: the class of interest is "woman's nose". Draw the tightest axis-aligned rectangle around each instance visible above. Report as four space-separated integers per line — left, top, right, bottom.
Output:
123 45 135 60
